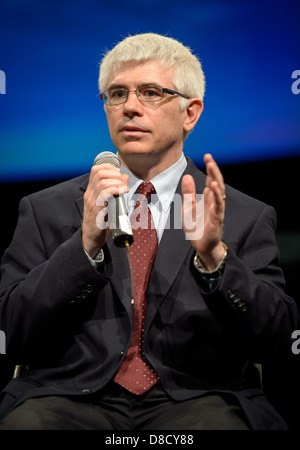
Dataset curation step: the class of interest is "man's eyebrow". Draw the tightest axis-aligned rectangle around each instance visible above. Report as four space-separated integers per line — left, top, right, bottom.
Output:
106 83 127 90
106 82 161 90
138 82 161 88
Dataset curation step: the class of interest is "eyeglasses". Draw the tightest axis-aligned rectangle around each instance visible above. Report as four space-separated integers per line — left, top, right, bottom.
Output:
100 84 189 106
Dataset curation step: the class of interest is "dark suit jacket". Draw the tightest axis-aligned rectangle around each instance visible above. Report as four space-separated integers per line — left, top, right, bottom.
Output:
0 157 298 429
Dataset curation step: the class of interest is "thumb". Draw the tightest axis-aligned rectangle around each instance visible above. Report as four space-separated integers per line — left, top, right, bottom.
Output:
181 174 196 230
181 174 196 200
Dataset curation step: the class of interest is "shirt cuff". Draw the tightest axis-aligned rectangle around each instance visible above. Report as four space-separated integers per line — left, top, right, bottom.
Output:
84 249 104 268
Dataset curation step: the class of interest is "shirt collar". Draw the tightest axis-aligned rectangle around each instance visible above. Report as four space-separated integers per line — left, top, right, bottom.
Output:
120 153 187 212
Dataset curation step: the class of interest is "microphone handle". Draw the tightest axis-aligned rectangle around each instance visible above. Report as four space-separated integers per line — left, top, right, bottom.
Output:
107 194 134 248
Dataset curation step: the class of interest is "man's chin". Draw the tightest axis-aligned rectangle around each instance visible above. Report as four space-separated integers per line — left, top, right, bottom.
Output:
118 145 154 157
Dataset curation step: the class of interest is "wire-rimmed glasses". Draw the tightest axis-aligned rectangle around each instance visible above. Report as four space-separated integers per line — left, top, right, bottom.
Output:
100 84 189 106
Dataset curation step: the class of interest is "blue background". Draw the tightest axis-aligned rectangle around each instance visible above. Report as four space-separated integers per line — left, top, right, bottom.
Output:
0 0 300 182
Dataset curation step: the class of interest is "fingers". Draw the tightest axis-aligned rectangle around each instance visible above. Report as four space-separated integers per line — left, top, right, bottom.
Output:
82 163 129 256
89 163 129 197
203 153 225 198
85 163 130 217
206 181 225 220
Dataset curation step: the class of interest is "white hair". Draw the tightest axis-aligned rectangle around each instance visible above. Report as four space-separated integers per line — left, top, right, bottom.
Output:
98 33 205 139
99 33 205 102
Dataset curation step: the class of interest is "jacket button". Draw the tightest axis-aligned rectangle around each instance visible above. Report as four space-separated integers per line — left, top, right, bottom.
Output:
238 302 247 312
227 290 235 299
81 388 92 394
85 285 93 293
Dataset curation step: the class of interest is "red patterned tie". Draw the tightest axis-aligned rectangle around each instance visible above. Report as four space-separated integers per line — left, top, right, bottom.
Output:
114 182 159 394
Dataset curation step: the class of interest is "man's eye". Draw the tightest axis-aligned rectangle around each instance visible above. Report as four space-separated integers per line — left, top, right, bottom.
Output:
110 90 126 99
141 87 161 98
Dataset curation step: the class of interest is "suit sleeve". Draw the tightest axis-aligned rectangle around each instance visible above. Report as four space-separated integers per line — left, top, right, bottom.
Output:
200 204 299 362
0 196 108 361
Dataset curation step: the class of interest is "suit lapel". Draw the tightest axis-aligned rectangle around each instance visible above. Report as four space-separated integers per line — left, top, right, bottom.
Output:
106 237 133 320
144 158 206 335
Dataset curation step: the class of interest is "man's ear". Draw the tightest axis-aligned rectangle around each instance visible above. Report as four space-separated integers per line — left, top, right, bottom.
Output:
183 99 203 133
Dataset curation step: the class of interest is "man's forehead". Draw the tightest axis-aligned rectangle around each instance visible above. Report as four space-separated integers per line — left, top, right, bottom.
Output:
107 60 174 87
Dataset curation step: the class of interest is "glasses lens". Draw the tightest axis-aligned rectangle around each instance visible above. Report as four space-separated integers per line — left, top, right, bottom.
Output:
139 85 163 102
102 85 165 105
106 88 128 105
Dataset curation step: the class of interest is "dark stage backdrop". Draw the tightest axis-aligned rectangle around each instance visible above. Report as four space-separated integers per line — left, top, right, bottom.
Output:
0 0 300 182
0 0 300 429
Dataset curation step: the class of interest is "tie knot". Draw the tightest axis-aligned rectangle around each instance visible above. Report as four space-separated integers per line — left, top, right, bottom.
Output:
137 182 155 200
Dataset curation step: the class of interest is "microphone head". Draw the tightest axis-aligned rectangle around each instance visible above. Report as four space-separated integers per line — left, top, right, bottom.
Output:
93 151 121 169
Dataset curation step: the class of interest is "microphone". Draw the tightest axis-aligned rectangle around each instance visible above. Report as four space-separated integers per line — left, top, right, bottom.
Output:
93 151 133 248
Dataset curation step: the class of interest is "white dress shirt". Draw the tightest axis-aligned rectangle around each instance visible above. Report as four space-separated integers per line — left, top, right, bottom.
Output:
121 153 187 242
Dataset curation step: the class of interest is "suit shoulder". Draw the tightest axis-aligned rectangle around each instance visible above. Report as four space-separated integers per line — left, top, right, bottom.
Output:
225 183 270 211
25 173 89 204
190 160 272 212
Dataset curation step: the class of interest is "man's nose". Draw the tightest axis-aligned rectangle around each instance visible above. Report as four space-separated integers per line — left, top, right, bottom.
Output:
123 91 143 115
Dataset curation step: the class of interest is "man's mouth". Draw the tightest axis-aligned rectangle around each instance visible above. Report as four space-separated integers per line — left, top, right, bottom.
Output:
120 125 149 137
120 126 148 133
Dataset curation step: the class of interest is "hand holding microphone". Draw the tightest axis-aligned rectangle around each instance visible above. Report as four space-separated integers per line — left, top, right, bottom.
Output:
82 152 133 258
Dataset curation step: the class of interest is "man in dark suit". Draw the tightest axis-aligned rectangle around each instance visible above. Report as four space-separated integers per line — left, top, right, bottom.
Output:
0 33 298 430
